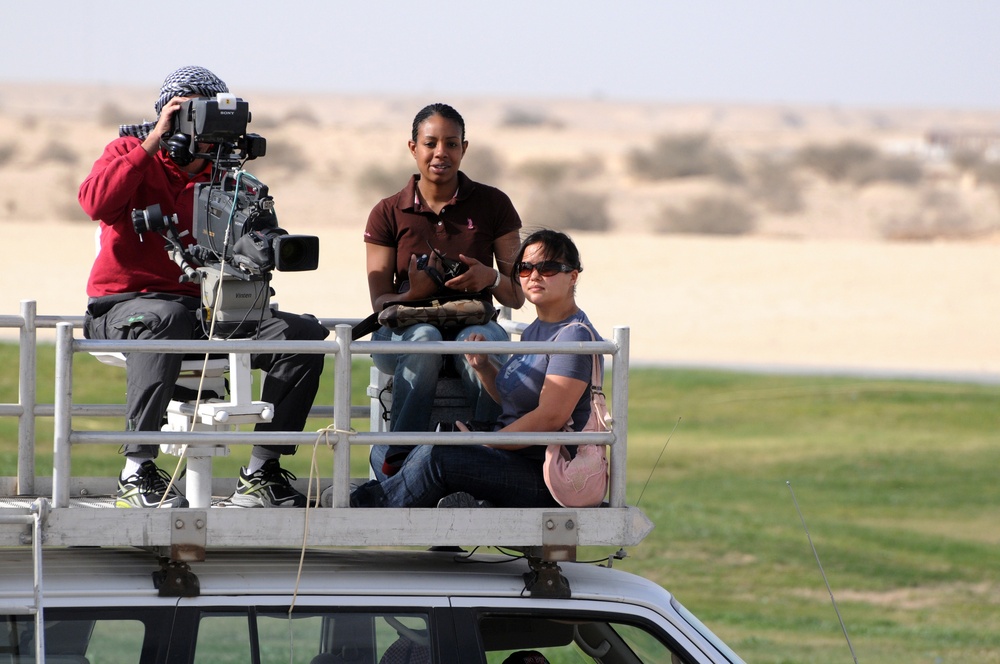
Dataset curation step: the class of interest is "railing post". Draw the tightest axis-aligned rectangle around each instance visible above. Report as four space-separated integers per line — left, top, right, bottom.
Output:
610 327 630 507
17 300 37 496
331 325 353 507
229 352 254 405
30 498 48 662
52 323 74 508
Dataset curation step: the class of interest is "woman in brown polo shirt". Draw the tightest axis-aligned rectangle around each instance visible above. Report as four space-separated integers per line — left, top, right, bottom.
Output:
363 103 525 478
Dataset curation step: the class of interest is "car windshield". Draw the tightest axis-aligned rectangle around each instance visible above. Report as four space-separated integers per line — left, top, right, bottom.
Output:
671 597 747 664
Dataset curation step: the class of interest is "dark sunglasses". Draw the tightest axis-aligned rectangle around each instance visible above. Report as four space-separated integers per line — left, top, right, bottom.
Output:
516 260 575 278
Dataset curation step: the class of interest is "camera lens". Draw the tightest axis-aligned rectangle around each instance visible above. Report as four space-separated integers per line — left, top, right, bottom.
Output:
279 240 304 264
272 235 320 272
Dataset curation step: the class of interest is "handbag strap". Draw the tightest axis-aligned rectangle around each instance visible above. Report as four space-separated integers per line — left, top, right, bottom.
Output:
556 320 610 434
352 311 381 341
556 320 603 390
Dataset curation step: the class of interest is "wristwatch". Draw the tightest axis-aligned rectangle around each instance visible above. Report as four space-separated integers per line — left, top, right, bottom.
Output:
488 268 502 290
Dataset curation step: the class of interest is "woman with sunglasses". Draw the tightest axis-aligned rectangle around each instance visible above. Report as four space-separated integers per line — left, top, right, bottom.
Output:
350 229 601 508
363 103 525 480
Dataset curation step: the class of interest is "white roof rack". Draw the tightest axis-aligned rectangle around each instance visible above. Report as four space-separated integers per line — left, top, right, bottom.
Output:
1 301 653 563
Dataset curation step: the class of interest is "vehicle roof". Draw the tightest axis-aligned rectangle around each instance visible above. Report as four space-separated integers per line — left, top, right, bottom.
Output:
0 547 673 609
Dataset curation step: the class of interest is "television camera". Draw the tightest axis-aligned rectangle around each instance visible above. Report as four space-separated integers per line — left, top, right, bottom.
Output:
132 94 319 337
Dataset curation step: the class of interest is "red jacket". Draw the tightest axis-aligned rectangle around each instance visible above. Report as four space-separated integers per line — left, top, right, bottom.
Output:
80 137 211 298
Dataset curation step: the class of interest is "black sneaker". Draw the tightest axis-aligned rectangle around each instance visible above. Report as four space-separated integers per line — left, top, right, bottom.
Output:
227 459 306 508
116 460 189 508
436 491 492 508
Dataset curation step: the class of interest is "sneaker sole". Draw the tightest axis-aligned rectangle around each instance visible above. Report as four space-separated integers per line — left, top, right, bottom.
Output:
437 492 482 509
115 498 189 508
225 493 304 508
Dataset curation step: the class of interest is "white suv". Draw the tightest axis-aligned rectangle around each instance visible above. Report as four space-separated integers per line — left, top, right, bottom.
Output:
0 545 744 663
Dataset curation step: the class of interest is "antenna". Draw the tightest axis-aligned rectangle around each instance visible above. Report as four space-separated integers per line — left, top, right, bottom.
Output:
786 481 859 664
634 417 680 507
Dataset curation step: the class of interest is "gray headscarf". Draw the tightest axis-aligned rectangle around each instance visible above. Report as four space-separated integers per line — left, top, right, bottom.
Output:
119 66 229 140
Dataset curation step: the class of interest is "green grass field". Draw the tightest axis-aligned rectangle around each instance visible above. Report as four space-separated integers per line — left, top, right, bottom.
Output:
1 344 998 663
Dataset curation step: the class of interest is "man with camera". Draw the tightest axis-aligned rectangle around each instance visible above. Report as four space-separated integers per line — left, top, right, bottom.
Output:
80 66 329 509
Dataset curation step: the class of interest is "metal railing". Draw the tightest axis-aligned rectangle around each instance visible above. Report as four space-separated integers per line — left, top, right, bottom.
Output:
0 300 361 495
3 300 628 510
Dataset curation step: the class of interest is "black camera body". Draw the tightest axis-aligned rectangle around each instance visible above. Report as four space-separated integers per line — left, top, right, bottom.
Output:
163 93 266 167
416 242 468 290
193 172 319 275
187 172 319 336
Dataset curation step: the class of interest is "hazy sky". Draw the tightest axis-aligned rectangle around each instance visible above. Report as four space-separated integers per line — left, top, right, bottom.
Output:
3 1 998 108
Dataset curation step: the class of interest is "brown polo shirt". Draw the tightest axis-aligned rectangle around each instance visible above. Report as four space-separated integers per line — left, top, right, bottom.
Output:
364 172 522 292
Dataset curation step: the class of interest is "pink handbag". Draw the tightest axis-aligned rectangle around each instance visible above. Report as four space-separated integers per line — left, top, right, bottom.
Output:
542 325 611 508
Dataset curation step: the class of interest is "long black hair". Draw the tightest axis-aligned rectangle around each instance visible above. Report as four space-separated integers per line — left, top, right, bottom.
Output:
411 103 466 142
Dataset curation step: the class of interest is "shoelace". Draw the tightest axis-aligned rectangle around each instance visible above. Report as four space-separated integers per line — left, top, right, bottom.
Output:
139 465 174 494
261 464 297 486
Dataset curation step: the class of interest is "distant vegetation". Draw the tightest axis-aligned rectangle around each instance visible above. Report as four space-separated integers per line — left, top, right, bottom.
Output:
249 139 309 176
523 188 612 232
881 189 979 241
656 194 756 236
355 163 414 199
460 143 506 183
34 139 79 166
628 133 743 184
0 141 16 167
1 101 999 241
748 157 804 214
796 140 923 186
499 106 564 129
96 102 128 127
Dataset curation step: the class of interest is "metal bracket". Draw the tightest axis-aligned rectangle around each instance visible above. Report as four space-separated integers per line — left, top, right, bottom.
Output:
523 556 571 599
541 511 578 562
153 557 201 598
170 510 207 562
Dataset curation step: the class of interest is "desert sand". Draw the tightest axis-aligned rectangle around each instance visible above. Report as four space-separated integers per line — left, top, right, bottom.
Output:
1 83 998 380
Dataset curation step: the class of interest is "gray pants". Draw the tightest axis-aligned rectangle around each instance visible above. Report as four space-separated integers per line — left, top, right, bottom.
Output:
84 293 329 457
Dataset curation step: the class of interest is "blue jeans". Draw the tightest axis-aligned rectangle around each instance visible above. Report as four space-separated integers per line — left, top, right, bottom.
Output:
351 444 559 508
370 321 508 476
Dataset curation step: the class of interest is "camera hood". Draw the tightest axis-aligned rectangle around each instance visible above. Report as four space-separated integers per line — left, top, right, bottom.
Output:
164 94 265 166
176 94 249 143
